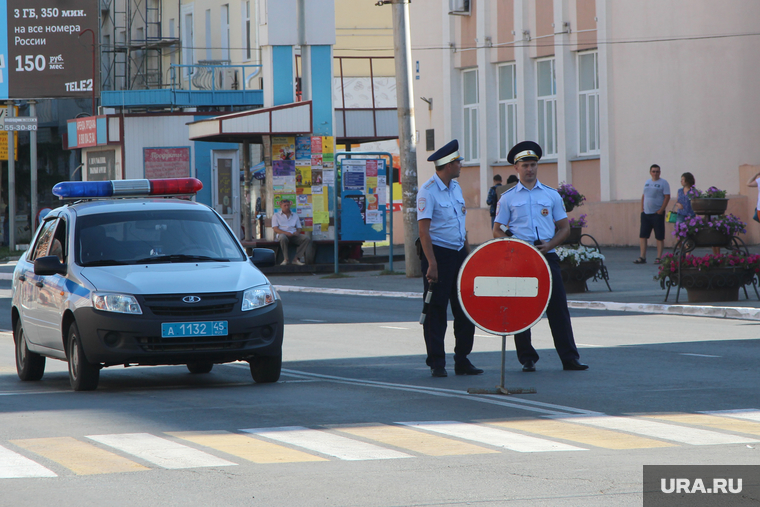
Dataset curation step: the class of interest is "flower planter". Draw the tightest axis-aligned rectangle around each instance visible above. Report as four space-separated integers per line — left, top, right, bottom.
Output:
689 229 731 247
690 198 728 215
565 202 575 213
560 260 600 293
562 226 583 245
674 267 755 302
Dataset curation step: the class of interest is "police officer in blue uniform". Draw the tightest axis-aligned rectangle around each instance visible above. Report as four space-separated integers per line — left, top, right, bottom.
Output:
417 140 483 378
492 141 588 372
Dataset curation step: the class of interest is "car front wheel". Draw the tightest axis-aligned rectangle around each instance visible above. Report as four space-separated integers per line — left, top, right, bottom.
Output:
15 321 45 381
249 355 281 383
67 323 100 391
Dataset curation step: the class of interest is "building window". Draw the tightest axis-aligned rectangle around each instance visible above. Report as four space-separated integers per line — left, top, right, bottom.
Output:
578 51 599 155
536 58 557 157
204 10 211 60
245 1 252 61
497 63 517 160
221 4 230 62
463 68 479 162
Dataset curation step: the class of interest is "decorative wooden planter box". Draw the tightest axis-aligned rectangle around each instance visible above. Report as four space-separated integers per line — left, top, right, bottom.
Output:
689 229 732 247
560 260 600 293
672 267 755 302
690 198 728 216
562 226 583 245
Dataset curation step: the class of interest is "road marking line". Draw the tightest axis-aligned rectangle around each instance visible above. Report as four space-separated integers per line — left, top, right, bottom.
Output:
300 319 326 322
646 414 760 437
241 426 413 461
0 273 12 280
334 424 499 456
576 343 605 348
0 444 57 478
680 353 721 358
167 431 327 464
281 368 598 416
489 420 674 450
86 433 236 469
398 421 586 453
554 416 759 446
379 326 408 330
702 409 760 423
10 437 149 475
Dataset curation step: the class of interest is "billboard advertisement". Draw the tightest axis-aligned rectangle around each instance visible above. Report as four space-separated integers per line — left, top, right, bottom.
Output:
0 0 99 99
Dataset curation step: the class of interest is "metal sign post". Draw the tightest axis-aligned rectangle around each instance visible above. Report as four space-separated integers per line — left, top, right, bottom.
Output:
457 238 553 395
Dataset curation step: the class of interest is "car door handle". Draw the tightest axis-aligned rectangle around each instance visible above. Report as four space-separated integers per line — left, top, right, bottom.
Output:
18 275 25 282
35 281 44 288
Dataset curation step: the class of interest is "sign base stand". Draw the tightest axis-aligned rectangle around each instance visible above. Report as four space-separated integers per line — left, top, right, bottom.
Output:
466 335 536 396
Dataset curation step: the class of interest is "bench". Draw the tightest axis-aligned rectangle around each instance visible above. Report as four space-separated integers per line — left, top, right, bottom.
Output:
240 239 364 264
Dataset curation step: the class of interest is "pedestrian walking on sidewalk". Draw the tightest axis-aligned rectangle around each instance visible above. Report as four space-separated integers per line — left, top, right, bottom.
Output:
416 139 483 378
492 140 588 373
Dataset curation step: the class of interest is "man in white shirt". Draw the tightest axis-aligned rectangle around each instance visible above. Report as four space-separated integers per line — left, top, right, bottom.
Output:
271 199 313 265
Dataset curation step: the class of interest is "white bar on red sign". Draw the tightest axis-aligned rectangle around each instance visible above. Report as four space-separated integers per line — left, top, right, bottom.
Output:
473 276 539 297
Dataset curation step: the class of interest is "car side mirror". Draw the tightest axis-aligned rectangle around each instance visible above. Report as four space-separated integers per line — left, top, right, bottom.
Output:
34 255 67 276
249 248 275 268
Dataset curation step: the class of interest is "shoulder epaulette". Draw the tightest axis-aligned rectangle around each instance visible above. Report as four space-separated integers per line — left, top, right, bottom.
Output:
423 180 435 189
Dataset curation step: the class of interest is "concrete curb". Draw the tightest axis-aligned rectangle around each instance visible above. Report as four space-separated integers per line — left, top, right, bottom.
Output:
274 285 760 321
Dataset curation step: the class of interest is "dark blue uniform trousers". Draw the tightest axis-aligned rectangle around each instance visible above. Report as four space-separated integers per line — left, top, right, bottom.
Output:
514 252 581 365
421 244 475 369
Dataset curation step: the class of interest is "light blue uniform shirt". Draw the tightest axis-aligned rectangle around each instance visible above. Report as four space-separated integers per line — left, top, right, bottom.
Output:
494 180 567 253
416 173 468 250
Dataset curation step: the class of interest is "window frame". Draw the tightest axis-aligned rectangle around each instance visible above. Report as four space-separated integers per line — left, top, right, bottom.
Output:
577 50 600 155
536 57 557 157
462 68 479 163
497 63 518 161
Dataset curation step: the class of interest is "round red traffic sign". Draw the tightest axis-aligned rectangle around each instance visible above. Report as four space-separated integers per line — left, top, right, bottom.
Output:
457 238 552 335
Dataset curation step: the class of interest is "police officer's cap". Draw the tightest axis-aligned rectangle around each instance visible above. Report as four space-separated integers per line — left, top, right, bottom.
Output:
427 139 463 167
507 141 542 165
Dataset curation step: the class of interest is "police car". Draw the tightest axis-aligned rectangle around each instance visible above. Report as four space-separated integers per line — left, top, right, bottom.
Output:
11 178 283 391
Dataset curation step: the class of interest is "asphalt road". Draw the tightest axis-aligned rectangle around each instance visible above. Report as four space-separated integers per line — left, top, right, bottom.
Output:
1 288 760 506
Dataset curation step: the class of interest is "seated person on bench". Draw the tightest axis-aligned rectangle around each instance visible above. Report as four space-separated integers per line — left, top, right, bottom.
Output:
271 199 313 265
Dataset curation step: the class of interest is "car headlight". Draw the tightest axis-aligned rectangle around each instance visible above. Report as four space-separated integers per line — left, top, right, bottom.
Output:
92 293 143 314
242 284 278 311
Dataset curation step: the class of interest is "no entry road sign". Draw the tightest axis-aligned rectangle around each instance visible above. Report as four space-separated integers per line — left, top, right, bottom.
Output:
457 238 552 336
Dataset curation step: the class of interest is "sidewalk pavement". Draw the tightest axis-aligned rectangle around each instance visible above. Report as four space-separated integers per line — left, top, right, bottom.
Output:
266 242 760 318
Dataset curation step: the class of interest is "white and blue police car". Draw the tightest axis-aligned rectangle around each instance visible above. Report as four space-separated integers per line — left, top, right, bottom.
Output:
11 178 283 391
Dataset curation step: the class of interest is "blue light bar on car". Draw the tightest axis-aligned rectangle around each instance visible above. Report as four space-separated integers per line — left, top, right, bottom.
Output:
52 178 203 199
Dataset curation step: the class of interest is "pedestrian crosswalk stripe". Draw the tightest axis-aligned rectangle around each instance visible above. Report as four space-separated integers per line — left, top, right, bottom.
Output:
648 413 760 436
702 409 760 423
398 421 587 453
334 424 500 456
10 437 149 475
555 416 760 446
86 433 237 469
167 431 328 464
0 444 57 479
489 419 675 450
241 426 413 461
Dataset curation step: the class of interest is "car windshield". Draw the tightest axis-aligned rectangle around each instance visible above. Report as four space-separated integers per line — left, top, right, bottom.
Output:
75 209 246 266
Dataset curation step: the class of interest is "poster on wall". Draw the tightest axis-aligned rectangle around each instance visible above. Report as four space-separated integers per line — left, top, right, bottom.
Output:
86 150 116 181
272 135 335 236
272 137 295 160
339 158 387 241
144 147 191 179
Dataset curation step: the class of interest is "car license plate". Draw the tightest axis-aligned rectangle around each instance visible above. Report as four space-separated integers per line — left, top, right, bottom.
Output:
161 321 228 338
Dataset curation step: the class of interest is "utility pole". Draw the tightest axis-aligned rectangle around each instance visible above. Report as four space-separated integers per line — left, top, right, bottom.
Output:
388 0 421 277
